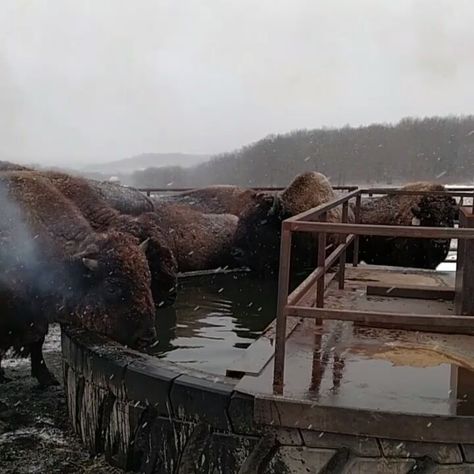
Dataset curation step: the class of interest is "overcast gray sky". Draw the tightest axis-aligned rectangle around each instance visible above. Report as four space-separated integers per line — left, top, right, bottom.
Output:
1 0 473 165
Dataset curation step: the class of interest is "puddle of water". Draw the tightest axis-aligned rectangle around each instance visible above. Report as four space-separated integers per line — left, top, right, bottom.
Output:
296 324 474 416
150 272 278 374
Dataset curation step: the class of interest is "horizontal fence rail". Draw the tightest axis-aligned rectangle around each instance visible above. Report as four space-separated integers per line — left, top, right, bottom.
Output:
273 186 473 393
138 185 359 195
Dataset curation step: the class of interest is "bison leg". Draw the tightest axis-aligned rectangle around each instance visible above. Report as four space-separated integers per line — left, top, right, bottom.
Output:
30 338 59 387
0 352 11 383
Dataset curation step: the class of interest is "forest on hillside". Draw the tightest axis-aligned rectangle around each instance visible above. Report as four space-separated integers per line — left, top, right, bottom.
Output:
130 116 474 188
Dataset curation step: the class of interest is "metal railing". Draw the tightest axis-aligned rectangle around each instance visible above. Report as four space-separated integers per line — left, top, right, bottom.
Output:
137 185 359 196
273 188 474 393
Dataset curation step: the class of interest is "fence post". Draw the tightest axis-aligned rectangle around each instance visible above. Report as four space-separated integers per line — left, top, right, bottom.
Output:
273 222 292 394
353 193 361 266
339 202 349 289
316 212 327 310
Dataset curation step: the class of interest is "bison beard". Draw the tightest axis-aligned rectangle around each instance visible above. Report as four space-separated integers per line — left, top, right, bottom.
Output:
0 171 156 386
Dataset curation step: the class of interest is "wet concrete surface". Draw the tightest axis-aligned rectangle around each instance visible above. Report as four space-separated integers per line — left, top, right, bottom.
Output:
0 325 121 474
237 266 474 417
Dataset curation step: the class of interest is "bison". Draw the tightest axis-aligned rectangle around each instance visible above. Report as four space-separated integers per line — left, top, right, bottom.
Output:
233 172 348 275
358 182 458 269
39 171 178 307
74 178 239 273
86 179 155 216
0 171 156 386
149 202 238 272
153 185 258 216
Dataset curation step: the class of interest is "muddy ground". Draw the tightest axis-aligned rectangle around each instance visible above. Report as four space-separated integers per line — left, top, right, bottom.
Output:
0 325 122 474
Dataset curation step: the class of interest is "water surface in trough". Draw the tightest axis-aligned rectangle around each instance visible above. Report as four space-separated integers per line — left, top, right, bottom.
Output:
150 272 278 374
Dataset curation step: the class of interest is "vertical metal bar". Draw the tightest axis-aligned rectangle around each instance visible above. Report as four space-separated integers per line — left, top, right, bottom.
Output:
353 193 361 266
316 212 327 309
471 191 474 215
273 223 292 394
339 201 348 289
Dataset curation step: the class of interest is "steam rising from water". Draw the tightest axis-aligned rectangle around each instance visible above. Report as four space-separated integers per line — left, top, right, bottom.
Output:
0 181 59 308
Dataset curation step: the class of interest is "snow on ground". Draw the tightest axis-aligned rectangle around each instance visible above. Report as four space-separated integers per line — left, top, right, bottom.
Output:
0 325 121 474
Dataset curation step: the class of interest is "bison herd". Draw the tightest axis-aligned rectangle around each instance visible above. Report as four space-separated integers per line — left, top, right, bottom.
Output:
0 162 458 386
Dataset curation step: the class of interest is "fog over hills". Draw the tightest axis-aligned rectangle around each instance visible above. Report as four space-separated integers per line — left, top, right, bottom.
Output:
81 153 210 174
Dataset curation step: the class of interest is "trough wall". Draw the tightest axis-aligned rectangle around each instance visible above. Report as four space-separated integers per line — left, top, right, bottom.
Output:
62 327 474 473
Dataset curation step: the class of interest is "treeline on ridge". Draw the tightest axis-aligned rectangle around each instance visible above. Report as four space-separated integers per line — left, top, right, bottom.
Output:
131 116 474 188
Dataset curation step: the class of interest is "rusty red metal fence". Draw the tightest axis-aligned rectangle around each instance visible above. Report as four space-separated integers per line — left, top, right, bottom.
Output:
137 185 359 196
273 187 474 393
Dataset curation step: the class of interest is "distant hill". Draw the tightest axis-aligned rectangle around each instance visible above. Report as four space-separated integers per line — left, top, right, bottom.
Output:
83 153 210 175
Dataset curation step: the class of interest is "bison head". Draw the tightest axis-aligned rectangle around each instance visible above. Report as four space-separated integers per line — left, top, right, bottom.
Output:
411 195 458 228
232 193 286 275
62 231 156 349
133 213 179 307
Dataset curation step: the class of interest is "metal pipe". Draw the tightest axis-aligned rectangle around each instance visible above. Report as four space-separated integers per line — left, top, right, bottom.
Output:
272 223 293 394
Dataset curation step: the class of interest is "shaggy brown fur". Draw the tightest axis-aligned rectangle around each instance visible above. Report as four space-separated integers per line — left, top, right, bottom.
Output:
40 171 178 307
149 202 238 272
86 180 155 215
154 185 258 216
233 172 348 274
358 182 457 269
82 178 240 273
0 171 156 385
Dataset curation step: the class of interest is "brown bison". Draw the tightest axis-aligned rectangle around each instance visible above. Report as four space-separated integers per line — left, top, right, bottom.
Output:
146 202 238 272
233 172 347 275
78 178 239 273
0 171 156 386
154 185 258 216
86 179 155 215
358 182 458 269
40 171 178 307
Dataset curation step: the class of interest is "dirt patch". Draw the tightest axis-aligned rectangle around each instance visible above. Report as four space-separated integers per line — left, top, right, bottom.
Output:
351 343 474 370
0 325 122 474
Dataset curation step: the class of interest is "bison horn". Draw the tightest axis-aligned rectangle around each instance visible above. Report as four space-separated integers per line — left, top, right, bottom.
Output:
82 258 99 271
72 244 99 259
139 237 150 252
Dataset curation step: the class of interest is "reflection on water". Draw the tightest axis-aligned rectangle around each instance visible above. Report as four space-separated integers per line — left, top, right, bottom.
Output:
304 323 474 416
150 272 277 374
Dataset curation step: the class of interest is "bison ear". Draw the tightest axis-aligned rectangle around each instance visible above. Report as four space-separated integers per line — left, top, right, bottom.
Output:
82 258 99 271
139 237 150 253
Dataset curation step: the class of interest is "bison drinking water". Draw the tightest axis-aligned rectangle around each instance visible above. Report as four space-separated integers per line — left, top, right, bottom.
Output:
0 172 156 386
232 172 349 275
39 171 178 307
77 178 239 273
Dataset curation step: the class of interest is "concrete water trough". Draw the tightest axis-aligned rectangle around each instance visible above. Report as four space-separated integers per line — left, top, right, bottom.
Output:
62 189 474 473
